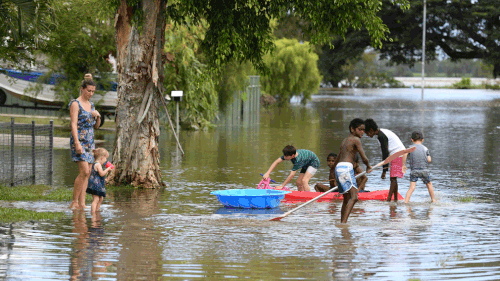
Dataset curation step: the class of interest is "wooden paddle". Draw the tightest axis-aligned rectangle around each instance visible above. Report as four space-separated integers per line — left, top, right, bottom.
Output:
269 147 416 221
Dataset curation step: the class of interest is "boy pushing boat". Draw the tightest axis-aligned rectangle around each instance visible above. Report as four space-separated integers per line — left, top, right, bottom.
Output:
263 145 320 192
332 118 372 223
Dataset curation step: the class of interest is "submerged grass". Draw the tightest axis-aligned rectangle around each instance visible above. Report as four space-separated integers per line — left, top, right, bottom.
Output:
454 196 475 203
0 207 65 223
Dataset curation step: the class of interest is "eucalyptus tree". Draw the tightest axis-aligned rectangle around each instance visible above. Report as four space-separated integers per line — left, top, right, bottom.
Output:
108 0 409 188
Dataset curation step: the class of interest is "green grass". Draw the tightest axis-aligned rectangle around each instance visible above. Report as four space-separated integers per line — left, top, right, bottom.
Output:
0 184 85 201
0 184 137 202
454 196 475 203
0 207 65 223
0 184 136 223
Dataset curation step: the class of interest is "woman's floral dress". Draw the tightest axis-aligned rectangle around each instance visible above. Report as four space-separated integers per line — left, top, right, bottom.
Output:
69 99 96 163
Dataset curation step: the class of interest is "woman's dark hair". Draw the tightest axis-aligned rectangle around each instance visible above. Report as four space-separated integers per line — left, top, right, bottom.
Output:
327 152 337 159
81 73 96 89
349 118 365 132
282 145 296 156
364 118 378 132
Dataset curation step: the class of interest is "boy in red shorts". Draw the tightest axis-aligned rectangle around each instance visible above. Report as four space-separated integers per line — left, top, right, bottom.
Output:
364 119 407 201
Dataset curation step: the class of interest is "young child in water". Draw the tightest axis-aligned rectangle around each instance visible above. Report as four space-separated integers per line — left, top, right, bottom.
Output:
315 153 368 193
404 131 436 203
314 153 337 192
87 148 113 214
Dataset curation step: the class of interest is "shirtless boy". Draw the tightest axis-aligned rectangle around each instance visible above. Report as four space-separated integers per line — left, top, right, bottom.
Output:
332 118 372 223
315 153 368 192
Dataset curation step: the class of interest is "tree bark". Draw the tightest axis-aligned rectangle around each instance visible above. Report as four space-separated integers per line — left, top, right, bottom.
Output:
108 0 166 188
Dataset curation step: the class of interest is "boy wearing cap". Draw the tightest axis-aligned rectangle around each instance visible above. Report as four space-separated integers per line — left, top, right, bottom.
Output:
404 131 436 203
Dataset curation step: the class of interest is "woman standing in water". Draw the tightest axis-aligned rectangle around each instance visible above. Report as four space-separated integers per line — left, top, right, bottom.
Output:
69 74 101 209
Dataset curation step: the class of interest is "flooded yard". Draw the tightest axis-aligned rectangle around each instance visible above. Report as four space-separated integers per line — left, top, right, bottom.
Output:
1 88 500 280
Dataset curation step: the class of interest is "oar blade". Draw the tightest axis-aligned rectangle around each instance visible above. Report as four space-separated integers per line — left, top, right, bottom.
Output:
269 215 285 221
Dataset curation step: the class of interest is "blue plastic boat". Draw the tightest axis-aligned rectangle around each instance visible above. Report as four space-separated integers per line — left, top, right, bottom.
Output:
211 189 291 209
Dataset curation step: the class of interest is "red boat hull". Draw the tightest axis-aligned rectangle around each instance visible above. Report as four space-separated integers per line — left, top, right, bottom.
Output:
283 190 404 203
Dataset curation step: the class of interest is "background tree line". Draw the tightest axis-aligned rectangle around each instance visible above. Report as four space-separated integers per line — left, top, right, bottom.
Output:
2 0 499 113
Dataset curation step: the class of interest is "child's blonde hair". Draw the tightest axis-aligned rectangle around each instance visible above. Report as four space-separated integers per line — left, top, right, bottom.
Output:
92 148 109 160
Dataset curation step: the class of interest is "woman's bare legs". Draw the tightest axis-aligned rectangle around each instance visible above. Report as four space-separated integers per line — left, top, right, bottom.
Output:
70 161 91 209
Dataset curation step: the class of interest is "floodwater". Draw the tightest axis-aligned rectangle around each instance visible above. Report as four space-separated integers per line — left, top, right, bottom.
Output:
1 88 500 280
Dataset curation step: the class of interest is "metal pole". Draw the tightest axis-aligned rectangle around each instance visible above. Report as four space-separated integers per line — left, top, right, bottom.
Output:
10 117 15 186
421 0 427 100
176 101 179 137
49 120 53 185
32 121 36 185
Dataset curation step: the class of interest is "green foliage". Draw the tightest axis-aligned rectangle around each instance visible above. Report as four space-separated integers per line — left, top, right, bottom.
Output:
36 0 116 112
177 0 408 73
0 0 55 68
378 0 500 78
0 207 65 223
260 38 322 107
216 60 255 111
452 77 472 89
317 31 371 86
341 51 403 88
163 19 218 130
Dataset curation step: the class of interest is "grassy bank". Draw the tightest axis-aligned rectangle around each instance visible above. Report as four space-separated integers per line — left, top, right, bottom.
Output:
0 184 78 223
0 207 65 223
0 184 76 201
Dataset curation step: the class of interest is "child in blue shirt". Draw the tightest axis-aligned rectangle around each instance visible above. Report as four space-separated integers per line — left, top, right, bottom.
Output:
263 145 320 192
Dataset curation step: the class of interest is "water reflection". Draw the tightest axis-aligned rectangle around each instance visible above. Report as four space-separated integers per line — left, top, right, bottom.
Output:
111 188 164 280
69 211 108 280
332 226 356 280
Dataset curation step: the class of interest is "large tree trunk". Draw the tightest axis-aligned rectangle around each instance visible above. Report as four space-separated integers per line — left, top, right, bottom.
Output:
108 0 166 188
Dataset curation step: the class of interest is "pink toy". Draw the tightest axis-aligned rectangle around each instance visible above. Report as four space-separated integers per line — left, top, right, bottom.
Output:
257 178 290 191
105 161 114 169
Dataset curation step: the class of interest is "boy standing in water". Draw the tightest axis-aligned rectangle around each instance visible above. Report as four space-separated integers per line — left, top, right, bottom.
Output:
263 145 320 192
332 118 372 223
364 119 407 202
405 131 436 203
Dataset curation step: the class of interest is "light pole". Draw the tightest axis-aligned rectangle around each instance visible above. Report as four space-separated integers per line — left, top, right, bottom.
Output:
421 0 427 100
171 91 183 137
